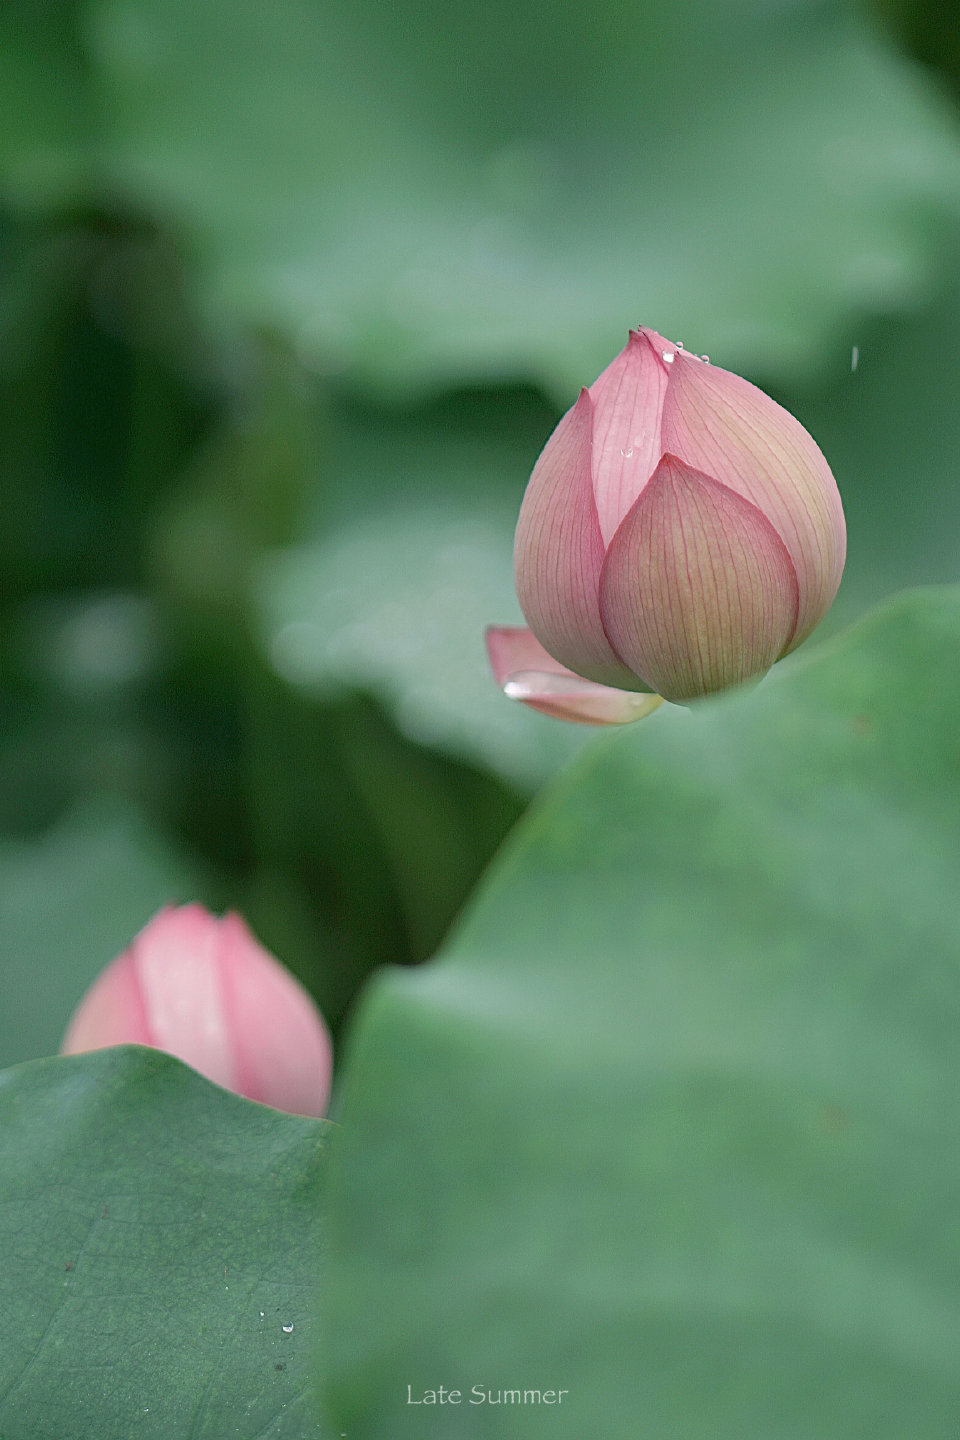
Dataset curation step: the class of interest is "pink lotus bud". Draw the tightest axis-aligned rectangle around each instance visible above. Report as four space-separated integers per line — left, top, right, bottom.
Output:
496 328 845 715
61 905 333 1117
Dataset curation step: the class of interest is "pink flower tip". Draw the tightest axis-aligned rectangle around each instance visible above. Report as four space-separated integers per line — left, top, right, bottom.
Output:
61 904 333 1118
491 325 846 709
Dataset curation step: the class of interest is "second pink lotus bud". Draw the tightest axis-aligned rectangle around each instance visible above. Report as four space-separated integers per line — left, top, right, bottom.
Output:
61 904 333 1117
490 327 846 719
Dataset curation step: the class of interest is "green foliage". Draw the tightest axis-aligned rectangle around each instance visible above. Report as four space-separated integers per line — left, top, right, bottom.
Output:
0 3 90 205
2 1 960 1434
82 0 960 396
791 275 960 624
0 803 201 1069
5 2 960 397
254 388 592 787
0 1049 330 1438
869 0 960 99
322 587 960 1439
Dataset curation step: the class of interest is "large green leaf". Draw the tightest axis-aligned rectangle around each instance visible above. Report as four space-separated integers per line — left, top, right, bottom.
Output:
83 0 960 396
0 1048 330 1438
322 586 960 1439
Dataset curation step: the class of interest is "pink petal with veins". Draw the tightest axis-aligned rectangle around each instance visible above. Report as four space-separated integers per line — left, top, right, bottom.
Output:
599 456 799 703
661 354 844 649
485 626 662 725
588 329 670 545
514 389 641 691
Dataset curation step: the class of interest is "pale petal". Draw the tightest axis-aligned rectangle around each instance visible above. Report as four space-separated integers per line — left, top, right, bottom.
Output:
132 902 236 1091
588 328 670 544
486 626 662 725
514 388 642 690
662 353 845 648
486 625 563 688
599 456 799 703
60 904 334 1117
60 949 152 1054
218 913 332 1117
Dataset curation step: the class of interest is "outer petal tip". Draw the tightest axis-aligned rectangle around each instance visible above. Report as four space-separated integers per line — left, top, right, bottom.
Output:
628 326 681 363
486 626 662 726
587 328 671 545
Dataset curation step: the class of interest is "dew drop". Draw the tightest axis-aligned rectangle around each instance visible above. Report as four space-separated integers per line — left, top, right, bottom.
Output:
700 354 710 363
619 447 634 458
282 1323 294 1334
662 351 675 364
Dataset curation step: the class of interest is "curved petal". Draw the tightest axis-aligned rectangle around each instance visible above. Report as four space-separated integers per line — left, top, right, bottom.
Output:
514 388 642 690
132 903 236 1091
60 905 333 1116
218 913 333 1117
599 456 799 703
486 627 662 725
60 949 152 1054
662 353 845 648
588 328 670 544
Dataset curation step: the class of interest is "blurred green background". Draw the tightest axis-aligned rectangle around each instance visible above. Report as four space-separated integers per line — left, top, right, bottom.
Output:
2 0 960 1069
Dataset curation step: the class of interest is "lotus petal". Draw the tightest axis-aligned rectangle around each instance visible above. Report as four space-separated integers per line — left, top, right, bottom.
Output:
486 627 662 725
599 456 799 703
588 328 670 544
661 353 844 648
62 904 333 1116
514 389 642 690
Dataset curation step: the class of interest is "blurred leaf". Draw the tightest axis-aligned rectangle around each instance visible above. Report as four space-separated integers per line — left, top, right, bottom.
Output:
258 506 587 789
238 665 524 1004
329 696 524 961
0 1048 329 1438
255 391 592 788
868 0 960 100
0 214 212 600
150 334 319 630
0 4 91 209
0 801 202 1068
322 586 960 1439
787 276 960 623
81 0 960 396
